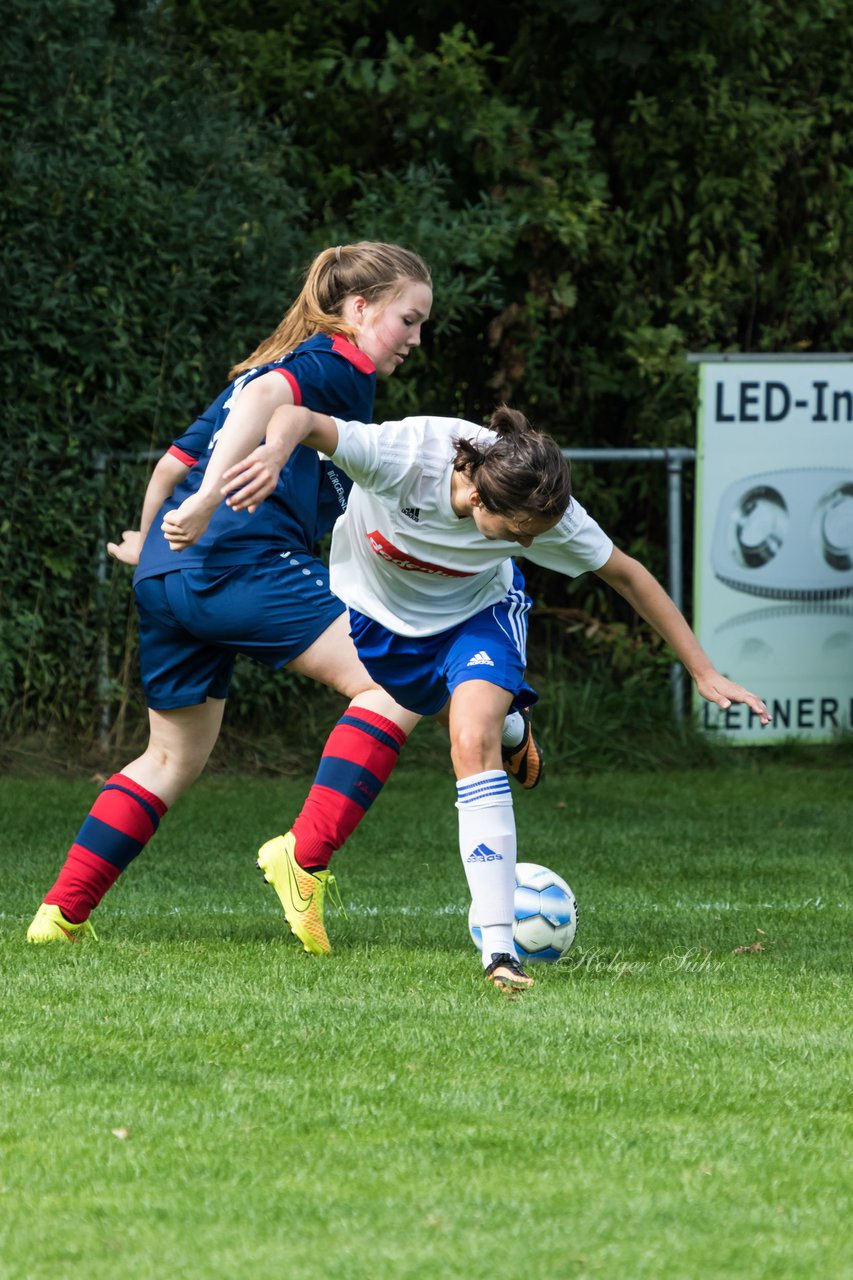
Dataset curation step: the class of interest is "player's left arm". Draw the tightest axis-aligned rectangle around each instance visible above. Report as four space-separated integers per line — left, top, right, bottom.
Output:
107 450 191 566
595 546 771 723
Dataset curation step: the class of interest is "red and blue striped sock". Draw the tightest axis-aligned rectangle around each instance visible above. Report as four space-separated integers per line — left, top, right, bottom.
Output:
43 773 168 923
291 707 407 871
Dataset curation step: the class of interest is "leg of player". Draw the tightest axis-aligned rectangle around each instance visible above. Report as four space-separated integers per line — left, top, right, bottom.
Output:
437 698 540 787
501 704 543 789
495 564 543 789
256 614 421 955
26 700 225 942
448 679 534 992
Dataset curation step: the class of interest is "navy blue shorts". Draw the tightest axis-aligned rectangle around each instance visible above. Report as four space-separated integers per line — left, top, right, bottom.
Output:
348 565 538 717
134 553 345 710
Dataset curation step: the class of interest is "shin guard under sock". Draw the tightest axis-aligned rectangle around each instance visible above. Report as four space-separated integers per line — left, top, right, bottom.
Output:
456 770 518 964
43 773 168 923
291 707 407 870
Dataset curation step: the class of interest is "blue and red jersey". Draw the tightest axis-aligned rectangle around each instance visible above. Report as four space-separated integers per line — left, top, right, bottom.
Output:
135 333 376 582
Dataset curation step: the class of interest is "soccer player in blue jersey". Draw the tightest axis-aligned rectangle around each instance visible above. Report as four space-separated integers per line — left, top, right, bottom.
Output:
26 243 430 945
185 402 770 991
27 242 540 949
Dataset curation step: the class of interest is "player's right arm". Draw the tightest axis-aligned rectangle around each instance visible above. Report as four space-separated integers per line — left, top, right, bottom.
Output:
161 373 299 549
221 406 340 512
106 451 191 566
223 410 424 511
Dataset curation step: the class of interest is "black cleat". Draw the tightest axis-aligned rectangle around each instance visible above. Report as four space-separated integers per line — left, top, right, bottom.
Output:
484 952 535 992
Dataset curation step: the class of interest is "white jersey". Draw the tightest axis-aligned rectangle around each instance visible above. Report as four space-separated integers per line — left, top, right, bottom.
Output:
325 415 614 638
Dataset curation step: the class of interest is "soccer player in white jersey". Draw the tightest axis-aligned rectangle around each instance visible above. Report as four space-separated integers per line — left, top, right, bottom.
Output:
166 404 771 992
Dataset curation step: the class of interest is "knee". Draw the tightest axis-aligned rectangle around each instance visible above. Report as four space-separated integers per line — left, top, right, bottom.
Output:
450 722 498 777
143 742 209 791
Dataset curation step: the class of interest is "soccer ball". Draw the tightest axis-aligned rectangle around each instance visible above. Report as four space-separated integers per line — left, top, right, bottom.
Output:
468 861 579 963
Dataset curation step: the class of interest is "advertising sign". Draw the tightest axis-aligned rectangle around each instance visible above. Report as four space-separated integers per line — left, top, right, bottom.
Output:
691 354 853 743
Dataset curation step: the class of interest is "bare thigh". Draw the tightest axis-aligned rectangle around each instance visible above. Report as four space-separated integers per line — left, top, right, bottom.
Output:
287 613 421 735
286 612 371 697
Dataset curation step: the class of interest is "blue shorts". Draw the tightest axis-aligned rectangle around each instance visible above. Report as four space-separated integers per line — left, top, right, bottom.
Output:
134 553 345 710
348 565 538 717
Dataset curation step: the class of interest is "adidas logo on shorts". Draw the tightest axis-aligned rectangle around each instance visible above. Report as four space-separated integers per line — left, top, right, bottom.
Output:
466 650 495 667
466 843 503 863
400 507 420 522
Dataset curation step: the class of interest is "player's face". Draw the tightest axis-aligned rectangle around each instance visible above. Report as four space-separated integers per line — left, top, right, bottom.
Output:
471 503 561 548
354 281 433 376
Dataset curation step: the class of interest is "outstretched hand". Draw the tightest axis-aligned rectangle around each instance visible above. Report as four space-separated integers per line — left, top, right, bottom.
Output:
694 670 771 725
107 529 143 566
221 444 283 513
161 493 215 551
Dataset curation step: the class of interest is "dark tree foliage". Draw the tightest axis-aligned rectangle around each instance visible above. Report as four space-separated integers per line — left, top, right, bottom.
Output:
2 0 851 738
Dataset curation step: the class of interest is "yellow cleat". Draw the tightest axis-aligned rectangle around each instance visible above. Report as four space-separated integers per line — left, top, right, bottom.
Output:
257 832 339 956
26 903 98 944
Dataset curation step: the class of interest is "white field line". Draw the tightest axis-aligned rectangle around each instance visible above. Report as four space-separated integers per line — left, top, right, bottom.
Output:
4 897 845 922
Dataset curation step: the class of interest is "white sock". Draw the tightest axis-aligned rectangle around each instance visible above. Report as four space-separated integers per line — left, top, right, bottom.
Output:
501 710 525 748
456 770 518 967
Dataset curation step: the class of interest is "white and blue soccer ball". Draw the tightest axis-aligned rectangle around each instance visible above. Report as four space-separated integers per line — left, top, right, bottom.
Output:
468 861 579 963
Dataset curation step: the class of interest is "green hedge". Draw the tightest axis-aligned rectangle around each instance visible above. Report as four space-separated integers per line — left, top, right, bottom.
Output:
2 0 851 739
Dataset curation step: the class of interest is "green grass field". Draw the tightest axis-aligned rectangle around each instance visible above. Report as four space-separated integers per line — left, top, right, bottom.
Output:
1 761 850 1279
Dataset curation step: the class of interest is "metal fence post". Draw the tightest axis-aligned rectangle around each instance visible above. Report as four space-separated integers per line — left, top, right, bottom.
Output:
93 452 111 750
666 451 686 722
563 446 697 726
93 448 159 746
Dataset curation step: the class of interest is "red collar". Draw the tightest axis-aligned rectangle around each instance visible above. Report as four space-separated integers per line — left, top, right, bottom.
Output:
331 334 376 375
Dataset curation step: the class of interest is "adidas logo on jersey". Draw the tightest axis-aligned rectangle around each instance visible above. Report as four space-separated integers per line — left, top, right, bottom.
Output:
400 507 420 522
466 843 503 863
466 650 495 667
